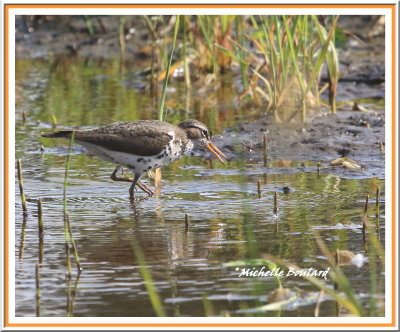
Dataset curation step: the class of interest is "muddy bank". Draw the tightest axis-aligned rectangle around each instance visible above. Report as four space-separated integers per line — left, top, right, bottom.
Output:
204 106 385 182
211 108 384 164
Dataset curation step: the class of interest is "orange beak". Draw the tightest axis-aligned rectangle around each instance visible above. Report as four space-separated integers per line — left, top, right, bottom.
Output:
207 142 228 165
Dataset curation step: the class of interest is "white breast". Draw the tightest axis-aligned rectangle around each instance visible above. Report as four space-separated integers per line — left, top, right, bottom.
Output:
77 138 194 175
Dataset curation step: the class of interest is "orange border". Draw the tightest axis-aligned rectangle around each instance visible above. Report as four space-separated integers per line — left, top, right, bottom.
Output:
2 4 398 8
4 3 397 329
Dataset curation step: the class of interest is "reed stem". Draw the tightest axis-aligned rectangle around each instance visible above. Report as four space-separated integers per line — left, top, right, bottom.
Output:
65 242 72 279
364 194 369 216
375 187 380 218
118 16 127 62
18 215 28 259
182 16 191 89
257 179 262 198
35 263 40 316
22 110 26 125
158 15 180 121
66 212 82 274
38 198 44 264
273 191 278 215
38 198 44 237
185 213 189 231
263 134 268 167
17 159 28 216
66 272 80 317
362 195 369 248
235 15 248 91
63 131 75 278
83 15 95 35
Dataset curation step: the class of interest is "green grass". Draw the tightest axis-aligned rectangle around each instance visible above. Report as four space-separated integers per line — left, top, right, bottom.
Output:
131 242 167 317
158 15 180 121
63 131 81 276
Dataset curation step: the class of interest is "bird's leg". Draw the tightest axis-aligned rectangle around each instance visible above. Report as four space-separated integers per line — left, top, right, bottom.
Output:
110 166 130 182
110 166 153 197
129 174 141 197
110 166 137 185
137 180 154 197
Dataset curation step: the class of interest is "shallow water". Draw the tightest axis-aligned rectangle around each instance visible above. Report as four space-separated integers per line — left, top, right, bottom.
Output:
15 58 385 317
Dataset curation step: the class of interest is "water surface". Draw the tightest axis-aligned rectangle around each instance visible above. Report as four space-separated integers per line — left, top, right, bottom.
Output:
15 57 385 317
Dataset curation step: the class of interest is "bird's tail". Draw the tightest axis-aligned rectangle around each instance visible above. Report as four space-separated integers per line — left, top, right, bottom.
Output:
41 130 73 138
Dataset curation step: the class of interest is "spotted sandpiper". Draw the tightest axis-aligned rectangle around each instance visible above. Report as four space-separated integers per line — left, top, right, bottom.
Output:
42 119 227 197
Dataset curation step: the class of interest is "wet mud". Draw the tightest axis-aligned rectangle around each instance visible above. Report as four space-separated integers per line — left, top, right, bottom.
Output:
213 109 384 169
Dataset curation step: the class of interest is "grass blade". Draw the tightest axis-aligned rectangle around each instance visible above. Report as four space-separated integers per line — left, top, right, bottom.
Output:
158 15 180 121
132 243 166 317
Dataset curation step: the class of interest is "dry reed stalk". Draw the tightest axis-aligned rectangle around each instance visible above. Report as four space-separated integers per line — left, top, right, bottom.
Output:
17 159 28 216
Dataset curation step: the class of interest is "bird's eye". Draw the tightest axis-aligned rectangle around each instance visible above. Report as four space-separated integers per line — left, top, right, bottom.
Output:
202 129 208 137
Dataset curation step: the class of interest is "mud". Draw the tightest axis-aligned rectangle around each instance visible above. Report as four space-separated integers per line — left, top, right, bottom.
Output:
212 108 384 165
15 15 159 60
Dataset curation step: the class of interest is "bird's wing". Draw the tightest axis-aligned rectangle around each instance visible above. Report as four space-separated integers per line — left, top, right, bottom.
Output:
73 121 174 157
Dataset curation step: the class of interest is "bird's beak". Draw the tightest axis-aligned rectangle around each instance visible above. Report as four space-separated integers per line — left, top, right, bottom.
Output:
207 142 228 165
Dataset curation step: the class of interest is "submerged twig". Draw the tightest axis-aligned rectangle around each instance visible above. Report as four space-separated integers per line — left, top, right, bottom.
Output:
38 198 44 237
263 134 268 167
22 110 27 125
273 191 278 215
375 187 380 218
362 195 369 234
185 213 189 232
17 159 28 216
363 194 369 216
38 198 44 264
18 215 28 259
35 263 40 317
362 195 369 248
375 187 381 235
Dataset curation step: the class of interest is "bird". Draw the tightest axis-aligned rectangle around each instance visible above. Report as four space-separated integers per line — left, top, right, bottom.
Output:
41 119 227 198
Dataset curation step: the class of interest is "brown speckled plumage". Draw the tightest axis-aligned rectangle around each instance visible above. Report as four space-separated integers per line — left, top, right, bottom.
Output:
42 119 227 198
42 120 186 156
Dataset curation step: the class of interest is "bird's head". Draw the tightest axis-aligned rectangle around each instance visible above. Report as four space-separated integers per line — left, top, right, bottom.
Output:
178 119 227 164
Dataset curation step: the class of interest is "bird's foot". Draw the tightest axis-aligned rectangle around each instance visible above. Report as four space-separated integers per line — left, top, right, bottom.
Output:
138 180 154 197
112 166 154 198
